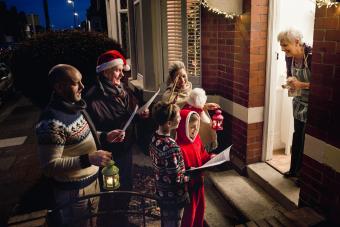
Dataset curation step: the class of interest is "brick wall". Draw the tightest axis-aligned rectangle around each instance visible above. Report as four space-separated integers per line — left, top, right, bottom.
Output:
201 0 268 167
249 0 267 107
300 155 340 225
307 6 340 148
247 122 263 163
299 5 340 226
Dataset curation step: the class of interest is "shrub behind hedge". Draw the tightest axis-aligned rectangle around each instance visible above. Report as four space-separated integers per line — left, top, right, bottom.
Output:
11 31 123 108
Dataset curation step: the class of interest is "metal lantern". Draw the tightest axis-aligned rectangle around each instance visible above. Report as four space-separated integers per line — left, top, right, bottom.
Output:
212 109 224 130
102 160 120 190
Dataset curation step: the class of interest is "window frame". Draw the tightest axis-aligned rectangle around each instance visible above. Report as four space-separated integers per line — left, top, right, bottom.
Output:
117 0 130 58
125 0 202 91
161 0 201 87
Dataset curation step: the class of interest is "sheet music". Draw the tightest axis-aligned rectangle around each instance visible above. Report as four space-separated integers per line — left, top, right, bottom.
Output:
137 88 161 113
122 105 139 131
185 145 232 173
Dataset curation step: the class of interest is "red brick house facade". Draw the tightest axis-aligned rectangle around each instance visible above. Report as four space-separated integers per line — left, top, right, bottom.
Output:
201 1 340 225
299 5 340 226
105 0 339 224
202 0 267 170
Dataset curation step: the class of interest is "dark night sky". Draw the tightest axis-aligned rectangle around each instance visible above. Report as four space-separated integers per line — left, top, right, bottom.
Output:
5 0 91 29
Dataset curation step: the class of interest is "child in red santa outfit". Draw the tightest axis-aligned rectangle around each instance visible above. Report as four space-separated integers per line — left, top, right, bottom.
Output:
176 108 215 227
183 88 219 152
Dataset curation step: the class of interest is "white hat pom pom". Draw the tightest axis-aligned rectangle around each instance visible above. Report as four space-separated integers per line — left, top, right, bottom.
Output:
124 64 131 71
187 88 207 108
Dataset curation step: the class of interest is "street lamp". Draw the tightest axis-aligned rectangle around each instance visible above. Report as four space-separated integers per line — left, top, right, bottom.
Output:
74 12 79 27
67 0 76 28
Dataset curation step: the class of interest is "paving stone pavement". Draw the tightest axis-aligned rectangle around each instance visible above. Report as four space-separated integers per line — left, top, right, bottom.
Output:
0 97 41 225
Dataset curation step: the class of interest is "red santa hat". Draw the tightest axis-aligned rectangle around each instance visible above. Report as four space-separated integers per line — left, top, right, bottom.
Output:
96 50 130 73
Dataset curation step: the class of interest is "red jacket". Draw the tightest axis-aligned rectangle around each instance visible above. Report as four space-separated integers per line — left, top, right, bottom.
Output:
176 109 211 186
176 108 212 227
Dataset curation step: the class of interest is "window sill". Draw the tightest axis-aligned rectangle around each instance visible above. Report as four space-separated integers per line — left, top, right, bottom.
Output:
128 78 162 102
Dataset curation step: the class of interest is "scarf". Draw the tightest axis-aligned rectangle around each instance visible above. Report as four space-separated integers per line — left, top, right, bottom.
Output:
98 75 127 107
163 81 193 108
49 93 87 114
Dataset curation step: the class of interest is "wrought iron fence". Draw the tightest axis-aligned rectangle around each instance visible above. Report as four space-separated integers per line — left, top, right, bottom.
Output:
47 191 160 227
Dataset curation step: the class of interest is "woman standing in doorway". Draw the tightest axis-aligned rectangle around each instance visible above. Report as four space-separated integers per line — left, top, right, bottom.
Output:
277 28 312 181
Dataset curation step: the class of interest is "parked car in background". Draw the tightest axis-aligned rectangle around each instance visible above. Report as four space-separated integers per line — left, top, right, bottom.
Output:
0 62 15 106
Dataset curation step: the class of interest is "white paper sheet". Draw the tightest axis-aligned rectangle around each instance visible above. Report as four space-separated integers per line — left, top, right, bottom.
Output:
137 88 161 113
185 145 232 173
122 105 139 131
0 136 27 148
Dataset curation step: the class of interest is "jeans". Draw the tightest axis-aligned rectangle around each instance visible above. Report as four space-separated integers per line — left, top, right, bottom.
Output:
161 206 184 227
53 179 100 227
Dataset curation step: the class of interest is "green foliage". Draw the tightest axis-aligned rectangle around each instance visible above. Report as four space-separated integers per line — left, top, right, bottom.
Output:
0 47 12 65
11 31 124 108
0 1 27 42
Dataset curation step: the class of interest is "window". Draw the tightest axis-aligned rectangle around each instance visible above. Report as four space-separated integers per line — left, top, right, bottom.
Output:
164 0 201 77
133 0 144 75
186 0 200 77
165 0 183 64
116 0 201 90
118 0 130 58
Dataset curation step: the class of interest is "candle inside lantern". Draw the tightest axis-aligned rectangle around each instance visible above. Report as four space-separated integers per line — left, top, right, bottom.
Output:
212 121 217 128
212 109 224 130
106 176 113 187
114 177 119 186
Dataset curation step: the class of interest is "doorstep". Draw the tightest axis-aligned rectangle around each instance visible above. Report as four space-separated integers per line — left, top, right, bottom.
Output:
206 170 286 222
247 162 299 210
204 177 241 227
235 207 325 227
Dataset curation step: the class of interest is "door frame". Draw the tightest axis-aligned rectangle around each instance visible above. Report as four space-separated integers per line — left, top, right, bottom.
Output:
262 0 281 161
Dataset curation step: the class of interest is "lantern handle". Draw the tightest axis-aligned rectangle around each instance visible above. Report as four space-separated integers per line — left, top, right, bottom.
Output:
108 159 115 166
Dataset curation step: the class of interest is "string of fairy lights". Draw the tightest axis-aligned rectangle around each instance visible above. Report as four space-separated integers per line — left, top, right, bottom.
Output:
186 0 338 77
187 0 201 77
201 0 240 19
316 0 339 8
201 0 338 20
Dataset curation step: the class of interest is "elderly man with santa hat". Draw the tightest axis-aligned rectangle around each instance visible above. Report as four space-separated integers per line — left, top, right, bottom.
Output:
85 50 149 226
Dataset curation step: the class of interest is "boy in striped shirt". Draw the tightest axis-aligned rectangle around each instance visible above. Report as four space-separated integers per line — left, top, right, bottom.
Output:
149 101 189 227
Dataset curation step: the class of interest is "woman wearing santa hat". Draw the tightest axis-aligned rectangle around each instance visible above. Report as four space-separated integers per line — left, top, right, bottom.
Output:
85 50 149 226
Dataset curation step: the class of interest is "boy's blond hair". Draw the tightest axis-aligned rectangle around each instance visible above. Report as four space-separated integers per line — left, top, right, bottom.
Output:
152 101 179 125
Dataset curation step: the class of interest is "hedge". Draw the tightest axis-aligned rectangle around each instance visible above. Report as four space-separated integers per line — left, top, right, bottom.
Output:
11 31 124 108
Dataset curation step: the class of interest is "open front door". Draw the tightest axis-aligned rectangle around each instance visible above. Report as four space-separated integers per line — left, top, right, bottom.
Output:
263 0 315 163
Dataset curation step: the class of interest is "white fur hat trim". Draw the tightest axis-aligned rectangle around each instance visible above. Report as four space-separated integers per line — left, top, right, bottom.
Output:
187 88 207 108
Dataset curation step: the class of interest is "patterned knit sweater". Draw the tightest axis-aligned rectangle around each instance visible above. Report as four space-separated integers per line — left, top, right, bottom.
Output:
36 101 99 183
149 132 189 207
